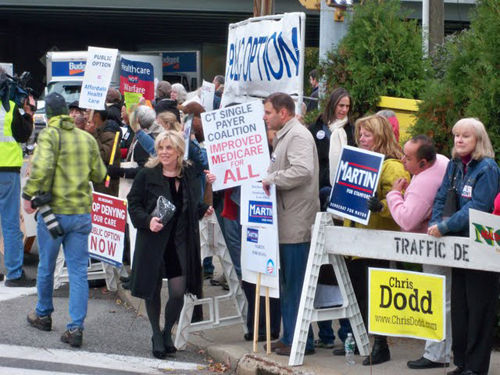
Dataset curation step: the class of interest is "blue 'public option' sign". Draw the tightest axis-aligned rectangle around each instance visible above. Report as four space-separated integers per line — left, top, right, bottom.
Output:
327 146 384 225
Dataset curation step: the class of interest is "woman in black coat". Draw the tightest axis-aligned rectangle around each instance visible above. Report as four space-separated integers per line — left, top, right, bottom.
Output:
127 130 213 359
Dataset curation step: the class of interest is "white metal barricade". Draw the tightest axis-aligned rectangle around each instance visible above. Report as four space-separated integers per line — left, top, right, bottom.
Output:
289 212 370 366
175 214 248 349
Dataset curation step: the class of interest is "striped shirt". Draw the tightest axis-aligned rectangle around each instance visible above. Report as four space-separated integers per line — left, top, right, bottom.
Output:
23 115 107 214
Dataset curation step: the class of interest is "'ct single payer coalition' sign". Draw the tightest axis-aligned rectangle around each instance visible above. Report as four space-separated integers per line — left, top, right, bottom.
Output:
369 268 445 342
89 192 127 267
202 101 270 191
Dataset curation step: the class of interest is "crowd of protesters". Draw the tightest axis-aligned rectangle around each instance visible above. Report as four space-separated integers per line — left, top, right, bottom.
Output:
2 64 499 375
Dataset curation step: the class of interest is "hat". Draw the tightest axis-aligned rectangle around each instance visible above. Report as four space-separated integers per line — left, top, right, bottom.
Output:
45 93 68 119
156 81 172 98
68 100 80 110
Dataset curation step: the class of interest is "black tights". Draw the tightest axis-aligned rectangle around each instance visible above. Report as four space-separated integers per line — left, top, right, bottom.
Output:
145 276 186 347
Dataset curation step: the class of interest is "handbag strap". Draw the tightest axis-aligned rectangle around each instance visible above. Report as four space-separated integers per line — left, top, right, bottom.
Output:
450 161 458 190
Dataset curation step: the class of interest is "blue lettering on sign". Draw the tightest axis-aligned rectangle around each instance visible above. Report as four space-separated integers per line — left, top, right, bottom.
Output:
226 27 300 83
248 200 273 224
247 228 259 243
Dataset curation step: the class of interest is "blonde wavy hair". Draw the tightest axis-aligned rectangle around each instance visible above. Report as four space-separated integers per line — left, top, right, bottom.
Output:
451 118 495 160
145 130 186 176
157 111 182 132
355 114 403 159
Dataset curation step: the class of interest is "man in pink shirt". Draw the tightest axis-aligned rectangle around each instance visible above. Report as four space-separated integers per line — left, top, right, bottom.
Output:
386 135 451 370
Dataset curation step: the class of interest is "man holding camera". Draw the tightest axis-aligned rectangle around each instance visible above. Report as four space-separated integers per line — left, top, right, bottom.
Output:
22 93 106 347
0 66 35 286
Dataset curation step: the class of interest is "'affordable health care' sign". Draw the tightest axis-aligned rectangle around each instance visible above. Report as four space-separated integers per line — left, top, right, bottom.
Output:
222 12 304 106
369 268 445 342
120 57 155 100
202 100 270 191
327 146 384 225
89 192 127 267
79 46 118 110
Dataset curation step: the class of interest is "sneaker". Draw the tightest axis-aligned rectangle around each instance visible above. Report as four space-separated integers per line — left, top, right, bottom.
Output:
210 275 229 290
61 328 83 348
203 271 214 280
5 271 36 287
27 311 52 331
314 339 334 349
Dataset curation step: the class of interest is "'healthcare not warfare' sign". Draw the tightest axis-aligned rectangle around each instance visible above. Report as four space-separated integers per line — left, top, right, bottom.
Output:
120 57 155 100
201 100 270 191
79 46 118 110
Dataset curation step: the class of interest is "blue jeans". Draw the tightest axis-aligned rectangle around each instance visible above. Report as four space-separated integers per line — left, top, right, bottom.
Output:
280 242 314 351
0 172 24 280
317 319 350 345
36 213 92 330
222 217 242 278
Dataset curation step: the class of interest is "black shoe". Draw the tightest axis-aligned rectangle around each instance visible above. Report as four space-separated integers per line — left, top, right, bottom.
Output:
27 311 52 331
407 357 449 369
5 271 36 287
461 371 478 375
121 281 130 290
203 272 214 280
362 342 390 366
447 368 465 375
0 273 4 281
152 335 167 359
61 328 83 348
119 276 130 283
162 330 177 355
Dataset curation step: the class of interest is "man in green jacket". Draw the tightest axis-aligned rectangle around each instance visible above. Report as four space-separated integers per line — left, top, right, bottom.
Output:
22 93 106 348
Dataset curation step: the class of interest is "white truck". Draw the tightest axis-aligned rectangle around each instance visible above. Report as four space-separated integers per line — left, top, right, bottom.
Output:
34 50 163 131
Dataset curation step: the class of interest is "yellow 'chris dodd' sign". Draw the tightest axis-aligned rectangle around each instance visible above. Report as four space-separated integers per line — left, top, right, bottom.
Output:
368 268 445 342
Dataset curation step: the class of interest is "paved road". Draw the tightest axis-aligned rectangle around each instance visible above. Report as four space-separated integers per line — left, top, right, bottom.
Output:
0 254 213 375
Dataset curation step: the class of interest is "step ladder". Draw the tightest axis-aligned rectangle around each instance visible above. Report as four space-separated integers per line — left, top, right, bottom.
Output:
175 214 248 349
54 249 109 289
289 212 370 366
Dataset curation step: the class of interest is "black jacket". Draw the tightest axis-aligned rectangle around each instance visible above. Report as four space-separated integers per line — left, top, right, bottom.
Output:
127 163 208 301
154 98 180 122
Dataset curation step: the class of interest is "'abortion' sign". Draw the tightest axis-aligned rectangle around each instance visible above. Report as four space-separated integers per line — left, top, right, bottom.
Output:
221 12 304 107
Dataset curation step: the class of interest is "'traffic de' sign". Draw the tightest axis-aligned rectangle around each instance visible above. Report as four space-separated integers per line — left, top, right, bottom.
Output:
89 192 127 267
202 100 270 191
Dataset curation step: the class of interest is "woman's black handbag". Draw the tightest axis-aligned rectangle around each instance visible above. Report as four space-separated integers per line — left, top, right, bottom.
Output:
442 163 459 218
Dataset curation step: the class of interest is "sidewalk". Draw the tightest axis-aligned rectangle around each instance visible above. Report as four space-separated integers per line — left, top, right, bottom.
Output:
117 275 500 375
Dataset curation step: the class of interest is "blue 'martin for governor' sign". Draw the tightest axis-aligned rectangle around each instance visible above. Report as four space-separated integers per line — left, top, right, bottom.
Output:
327 146 384 226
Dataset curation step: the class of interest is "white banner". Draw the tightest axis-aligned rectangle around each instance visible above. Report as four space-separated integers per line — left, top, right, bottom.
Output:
200 80 215 111
202 100 270 191
221 12 305 107
79 46 118 110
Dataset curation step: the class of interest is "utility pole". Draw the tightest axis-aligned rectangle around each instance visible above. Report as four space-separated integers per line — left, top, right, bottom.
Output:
422 0 444 56
429 0 444 55
319 0 350 62
253 0 274 17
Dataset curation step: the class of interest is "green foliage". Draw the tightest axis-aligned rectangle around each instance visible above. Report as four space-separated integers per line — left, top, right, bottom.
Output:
319 0 428 119
411 0 500 161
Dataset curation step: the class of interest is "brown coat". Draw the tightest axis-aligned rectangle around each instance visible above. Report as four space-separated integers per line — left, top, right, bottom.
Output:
93 124 121 197
263 117 320 244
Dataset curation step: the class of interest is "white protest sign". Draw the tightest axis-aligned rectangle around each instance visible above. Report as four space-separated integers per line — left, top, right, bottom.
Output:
241 225 280 298
221 12 305 107
79 46 118 110
89 192 127 267
469 209 500 253
243 226 278 277
240 181 277 228
200 80 215 111
201 100 270 191
183 114 193 160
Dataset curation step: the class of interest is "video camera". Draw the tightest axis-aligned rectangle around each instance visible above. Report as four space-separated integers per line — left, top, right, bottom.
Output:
0 71 36 111
31 192 64 238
